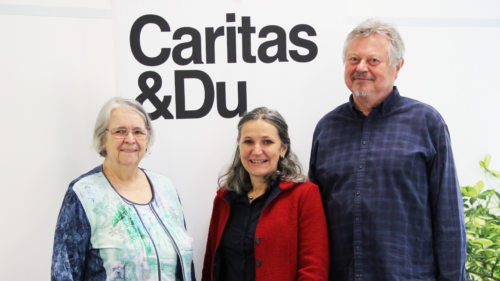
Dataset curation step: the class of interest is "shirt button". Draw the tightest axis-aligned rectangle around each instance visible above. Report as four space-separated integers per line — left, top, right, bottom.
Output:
255 259 262 267
362 140 367 145
355 191 360 196
359 165 363 169
255 238 261 245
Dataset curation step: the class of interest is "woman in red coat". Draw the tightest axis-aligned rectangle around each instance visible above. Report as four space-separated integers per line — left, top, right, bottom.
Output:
202 107 329 281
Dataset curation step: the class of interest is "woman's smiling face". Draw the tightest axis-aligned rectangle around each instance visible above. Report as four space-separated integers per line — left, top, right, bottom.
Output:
103 107 149 168
238 119 287 185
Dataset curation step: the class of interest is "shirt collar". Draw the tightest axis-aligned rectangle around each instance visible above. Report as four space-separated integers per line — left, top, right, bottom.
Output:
349 86 401 116
224 179 279 204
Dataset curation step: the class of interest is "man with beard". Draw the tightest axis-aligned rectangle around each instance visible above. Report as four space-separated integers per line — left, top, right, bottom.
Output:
309 19 466 281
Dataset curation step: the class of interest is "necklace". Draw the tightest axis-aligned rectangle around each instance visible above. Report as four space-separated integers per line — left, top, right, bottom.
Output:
248 185 266 203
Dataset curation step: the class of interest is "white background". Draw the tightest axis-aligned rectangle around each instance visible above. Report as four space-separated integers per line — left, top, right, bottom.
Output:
1 0 499 280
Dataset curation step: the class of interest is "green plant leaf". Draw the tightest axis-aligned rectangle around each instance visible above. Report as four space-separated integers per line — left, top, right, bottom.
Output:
472 218 486 229
480 155 491 169
462 181 484 198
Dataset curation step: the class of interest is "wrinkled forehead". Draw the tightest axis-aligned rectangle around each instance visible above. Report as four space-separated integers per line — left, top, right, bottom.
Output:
108 107 147 127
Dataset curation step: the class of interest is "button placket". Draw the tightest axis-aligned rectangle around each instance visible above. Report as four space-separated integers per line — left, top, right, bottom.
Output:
353 118 372 280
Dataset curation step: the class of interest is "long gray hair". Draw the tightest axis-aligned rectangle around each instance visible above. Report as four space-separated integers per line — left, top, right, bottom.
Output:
218 107 305 194
343 18 405 67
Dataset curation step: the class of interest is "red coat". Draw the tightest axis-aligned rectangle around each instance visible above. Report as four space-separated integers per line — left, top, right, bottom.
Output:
202 181 329 281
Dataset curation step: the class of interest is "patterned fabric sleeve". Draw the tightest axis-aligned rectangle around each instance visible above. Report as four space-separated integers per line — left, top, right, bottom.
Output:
51 188 91 281
429 121 467 281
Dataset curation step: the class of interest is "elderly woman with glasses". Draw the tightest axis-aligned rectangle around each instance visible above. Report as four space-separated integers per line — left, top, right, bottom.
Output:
51 97 195 281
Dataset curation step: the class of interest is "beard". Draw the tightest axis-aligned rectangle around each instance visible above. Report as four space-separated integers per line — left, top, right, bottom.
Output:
352 90 370 97
350 75 374 97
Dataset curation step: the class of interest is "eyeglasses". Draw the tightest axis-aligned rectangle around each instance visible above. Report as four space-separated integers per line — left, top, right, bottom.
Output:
107 127 148 140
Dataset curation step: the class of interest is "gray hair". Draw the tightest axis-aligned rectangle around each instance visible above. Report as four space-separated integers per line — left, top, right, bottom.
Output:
343 19 405 67
93 97 154 157
219 107 306 194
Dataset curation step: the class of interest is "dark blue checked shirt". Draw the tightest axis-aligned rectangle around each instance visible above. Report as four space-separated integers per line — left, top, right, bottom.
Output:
309 87 466 281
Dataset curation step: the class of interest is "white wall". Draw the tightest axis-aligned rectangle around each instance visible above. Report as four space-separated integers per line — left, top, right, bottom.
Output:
0 1 114 279
1 0 499 280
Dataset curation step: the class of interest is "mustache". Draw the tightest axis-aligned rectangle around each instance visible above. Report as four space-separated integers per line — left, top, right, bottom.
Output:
351 73 374 80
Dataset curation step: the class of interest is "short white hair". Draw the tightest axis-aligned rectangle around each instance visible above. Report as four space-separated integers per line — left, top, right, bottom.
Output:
343 19 405 67
93 97 154 157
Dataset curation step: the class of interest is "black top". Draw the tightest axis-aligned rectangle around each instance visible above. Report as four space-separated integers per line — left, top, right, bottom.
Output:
219 184 274 281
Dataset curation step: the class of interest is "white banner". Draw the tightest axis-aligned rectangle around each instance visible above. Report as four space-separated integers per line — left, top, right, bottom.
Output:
112 2 347 276
112 1 500 277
